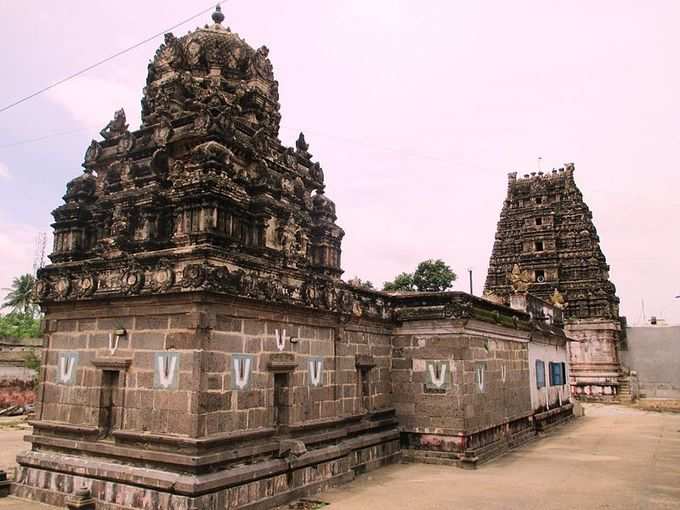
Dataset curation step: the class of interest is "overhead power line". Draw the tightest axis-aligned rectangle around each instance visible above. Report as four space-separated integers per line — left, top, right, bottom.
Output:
0 127 90 149
0 2 221 115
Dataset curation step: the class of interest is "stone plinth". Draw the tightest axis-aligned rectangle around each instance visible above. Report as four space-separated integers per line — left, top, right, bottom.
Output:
65 488 96 510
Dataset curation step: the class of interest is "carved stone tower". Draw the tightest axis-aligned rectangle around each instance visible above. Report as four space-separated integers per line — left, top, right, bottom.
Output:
17 8 400 508
48 6 343 293
484 164 623 398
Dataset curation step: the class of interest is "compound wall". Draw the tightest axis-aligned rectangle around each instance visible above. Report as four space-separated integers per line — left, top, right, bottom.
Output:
621 326 680 399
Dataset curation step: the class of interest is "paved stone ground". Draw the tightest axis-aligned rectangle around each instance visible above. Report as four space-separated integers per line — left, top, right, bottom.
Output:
321 404 680 510
0 404 678 509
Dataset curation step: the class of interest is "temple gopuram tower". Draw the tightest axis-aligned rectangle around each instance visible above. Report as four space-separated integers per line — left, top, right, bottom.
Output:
484 164 623 398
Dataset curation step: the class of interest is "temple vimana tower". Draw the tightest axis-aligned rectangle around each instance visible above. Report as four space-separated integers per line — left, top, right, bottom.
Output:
484 165 623 398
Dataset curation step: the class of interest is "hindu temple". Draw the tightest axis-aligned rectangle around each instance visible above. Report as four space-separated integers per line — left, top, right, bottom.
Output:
16 7 574 509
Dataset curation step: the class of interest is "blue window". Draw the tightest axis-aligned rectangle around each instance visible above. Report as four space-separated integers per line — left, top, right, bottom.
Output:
549 362 565 386
536 360 545 389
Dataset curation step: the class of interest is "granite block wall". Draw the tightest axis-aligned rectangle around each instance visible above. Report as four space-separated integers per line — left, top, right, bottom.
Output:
392 320 533 463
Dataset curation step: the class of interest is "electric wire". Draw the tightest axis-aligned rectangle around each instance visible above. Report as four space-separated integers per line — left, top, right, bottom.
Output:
0 127 90 149
0 2 221 114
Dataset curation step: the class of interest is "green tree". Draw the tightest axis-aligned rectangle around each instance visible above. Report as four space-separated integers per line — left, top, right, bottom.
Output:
0 312 41 338
383 272 415 292
412 259 457 292
383 260 457 292
2 274 37 316
24 348 42 372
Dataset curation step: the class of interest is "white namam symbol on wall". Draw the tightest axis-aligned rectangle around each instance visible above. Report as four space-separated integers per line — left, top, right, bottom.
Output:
158 355 177 389
57 352 78 385
275 329 288 352
232 355 254 390
108 332 121 355
424 360 450 391
308 358 324 387
428 362 448 388
154 352 180 389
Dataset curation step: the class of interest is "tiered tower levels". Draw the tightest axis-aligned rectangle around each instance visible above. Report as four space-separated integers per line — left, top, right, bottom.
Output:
484 163 620 322
40 9 351 314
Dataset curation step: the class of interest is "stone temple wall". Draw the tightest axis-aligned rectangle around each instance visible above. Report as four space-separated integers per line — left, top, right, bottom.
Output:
14 7 573 508
394 321 534 467
18 293 401 509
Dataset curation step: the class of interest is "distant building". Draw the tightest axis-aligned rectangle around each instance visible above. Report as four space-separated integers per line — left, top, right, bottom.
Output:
484 166 623 398
0 336 41 408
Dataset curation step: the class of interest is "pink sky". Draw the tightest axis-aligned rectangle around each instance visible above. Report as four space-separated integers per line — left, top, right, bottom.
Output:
1 1 679 323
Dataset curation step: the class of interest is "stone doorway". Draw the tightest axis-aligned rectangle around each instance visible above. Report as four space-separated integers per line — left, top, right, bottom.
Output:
98 370 122 439
273 372 290 429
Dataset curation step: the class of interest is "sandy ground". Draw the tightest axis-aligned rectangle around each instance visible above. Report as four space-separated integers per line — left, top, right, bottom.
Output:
0 404 679 509
321 404 680 510
0 417 30 474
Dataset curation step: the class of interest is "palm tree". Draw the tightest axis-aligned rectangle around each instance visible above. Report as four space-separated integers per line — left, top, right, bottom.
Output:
2 274 36 316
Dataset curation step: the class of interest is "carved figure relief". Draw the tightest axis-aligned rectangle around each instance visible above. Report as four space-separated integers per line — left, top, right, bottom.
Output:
76 274 97 297
33 279 50 300
253 45 274 80
117 131 135 154
120 269 145 294
84 140 102 165
508 264 532 293
295 132 309 154
151 261 175 291
54 277 72 299
182 264 206 288
100 109 128 140
278 216 299 258
153 117 173 146
550 288 566 309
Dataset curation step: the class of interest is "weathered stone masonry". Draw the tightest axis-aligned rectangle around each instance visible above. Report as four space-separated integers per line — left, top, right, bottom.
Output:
20 294 400 509
15 8 573 509
391 292 569 467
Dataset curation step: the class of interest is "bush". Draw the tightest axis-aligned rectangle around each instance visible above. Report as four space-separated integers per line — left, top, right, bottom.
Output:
0 313 41 338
